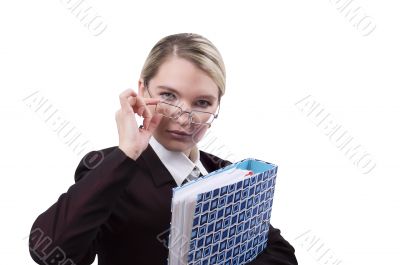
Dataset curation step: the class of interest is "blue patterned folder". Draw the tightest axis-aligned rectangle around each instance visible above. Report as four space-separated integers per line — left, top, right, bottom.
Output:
167 158 277 265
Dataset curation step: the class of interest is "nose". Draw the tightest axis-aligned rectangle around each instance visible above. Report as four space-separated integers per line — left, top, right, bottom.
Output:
175 111 191 127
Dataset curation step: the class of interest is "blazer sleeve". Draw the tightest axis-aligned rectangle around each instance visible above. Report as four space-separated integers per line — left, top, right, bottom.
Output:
28 147 140 265
246 224 298 265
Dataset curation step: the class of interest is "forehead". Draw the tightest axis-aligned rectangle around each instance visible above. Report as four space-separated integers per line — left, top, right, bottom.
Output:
150 57 219 98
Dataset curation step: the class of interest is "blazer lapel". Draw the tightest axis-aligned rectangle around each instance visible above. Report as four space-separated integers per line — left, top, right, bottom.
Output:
139 144 176 187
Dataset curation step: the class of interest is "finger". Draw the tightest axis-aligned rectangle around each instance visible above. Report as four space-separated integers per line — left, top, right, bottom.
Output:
142 108 153 130
133 97 159 116
135 96 153 129
119 89 137 110
123 96 137 114
143 98 161 105
119 88 137 99
134 96 145 116
143 109 153 130
125 96 153 131
138 98 160 117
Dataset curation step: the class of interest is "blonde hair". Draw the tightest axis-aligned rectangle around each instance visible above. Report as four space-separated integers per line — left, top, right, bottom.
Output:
140 33 226 101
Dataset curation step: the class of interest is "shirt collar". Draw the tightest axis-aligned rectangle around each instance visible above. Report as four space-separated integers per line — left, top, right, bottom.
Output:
149 136 208 186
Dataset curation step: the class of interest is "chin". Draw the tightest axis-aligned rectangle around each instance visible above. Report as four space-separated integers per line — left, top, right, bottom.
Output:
157 133 194 151
163 139 194 152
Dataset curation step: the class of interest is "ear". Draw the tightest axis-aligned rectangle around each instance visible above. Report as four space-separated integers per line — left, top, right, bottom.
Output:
138 79 145 97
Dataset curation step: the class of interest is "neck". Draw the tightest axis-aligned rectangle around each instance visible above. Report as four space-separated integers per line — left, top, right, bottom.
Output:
184 149 191 158
187 145 199 163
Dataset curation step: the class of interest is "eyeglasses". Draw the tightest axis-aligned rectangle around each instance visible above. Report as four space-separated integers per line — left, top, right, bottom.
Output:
145 84 219 127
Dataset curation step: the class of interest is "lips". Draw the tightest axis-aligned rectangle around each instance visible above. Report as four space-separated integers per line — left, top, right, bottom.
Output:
167 130 192 136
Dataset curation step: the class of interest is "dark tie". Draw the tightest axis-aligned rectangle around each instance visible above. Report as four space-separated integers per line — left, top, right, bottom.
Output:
182 166 203 185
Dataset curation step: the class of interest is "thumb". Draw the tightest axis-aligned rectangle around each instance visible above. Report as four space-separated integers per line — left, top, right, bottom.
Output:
147 113 163 133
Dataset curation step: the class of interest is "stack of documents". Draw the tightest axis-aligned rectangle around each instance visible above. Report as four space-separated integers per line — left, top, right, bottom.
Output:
167 158 278 265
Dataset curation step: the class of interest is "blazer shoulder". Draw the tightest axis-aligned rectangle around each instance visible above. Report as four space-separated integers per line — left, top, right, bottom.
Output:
74 146 120 183
200 150 233 172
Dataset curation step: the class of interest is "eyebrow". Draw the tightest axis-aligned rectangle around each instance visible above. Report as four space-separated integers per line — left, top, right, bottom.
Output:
156 85 218 101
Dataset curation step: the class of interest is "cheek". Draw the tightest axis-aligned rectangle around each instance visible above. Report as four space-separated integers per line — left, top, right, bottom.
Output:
155 116 170 130
191 126 208 143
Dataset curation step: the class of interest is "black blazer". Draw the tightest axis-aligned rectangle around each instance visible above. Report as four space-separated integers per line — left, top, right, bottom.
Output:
29 145 298 265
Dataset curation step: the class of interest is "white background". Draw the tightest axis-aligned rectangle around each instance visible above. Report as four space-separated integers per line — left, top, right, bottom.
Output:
1 0 399 264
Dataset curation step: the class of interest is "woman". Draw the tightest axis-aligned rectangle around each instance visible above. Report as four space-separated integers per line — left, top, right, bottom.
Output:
28 33 298 265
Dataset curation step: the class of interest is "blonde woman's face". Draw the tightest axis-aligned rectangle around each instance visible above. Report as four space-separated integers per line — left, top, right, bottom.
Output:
138 56 220 156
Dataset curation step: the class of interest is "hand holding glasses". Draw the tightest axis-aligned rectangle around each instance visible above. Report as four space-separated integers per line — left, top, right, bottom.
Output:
116 88 162 160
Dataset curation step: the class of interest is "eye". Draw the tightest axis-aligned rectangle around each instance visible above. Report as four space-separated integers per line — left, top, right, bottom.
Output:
196 100 212 108
159 92 176 101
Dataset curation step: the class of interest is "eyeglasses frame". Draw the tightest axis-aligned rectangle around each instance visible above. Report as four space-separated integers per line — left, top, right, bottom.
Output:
144 83 220 128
